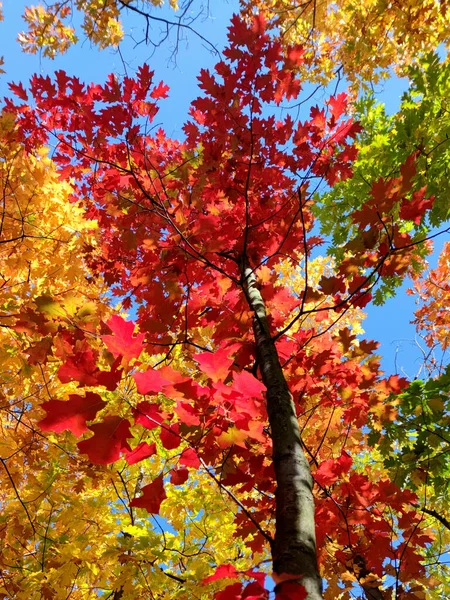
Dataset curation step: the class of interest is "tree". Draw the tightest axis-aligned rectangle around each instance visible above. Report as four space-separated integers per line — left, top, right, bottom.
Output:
5 13 448 599
18 0 450 92
310 50 450 304
17 0 212 58
0 110 118 598
240 0 450 91
368 243 450 599
0 109 260 599
412 240 450 368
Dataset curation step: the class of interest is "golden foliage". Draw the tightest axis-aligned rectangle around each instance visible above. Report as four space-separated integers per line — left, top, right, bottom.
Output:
0 114 260 598
17 0 179 57
241 0 450 90
411 241 450 367
275 253 366 335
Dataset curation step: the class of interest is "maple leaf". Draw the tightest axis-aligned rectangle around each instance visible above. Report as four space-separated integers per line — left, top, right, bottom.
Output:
9 81 28 101
159 423 181 450
217 426 248 449
77 416 132 464
58 350 99 386
58 350 122 391
102 315 145 362
319 275 346 296
133 368 172 395
179 448 201 469
195 348 234 382
133 401 167 430
315 451 353 486
34 294 66 318
310 106 326 130
124 441 156 465
130 474 166 514
170 468 189 485
275 581 307 600
214 583 243 599
328 92 348 122
150 81 169 100
39 392 106 437
232 370 266 398
399 188 434 224
203 563 239 584
26 337 53 365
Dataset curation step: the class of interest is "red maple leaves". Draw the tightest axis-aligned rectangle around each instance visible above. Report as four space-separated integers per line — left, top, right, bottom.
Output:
130 474 166 514
102 315 145 362
314 451 352 486
39 392 106 437
77 416 132 464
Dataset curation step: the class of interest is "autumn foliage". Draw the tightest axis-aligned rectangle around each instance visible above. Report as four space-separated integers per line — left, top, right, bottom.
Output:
240 0 450 91
1 3 450 600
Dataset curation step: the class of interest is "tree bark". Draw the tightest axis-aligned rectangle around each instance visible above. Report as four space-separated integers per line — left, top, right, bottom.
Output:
242 261 323 600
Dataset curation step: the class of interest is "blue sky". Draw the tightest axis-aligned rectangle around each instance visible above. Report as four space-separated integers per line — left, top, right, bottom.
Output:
0 0 236 136
1 0 446 379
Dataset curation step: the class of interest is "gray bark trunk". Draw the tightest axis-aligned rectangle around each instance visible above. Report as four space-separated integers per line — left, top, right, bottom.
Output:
242 261 323 600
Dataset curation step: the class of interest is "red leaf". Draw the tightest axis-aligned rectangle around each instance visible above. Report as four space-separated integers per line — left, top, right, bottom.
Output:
399 152 417 192
39 392 106 437
175 401 201 426
276 582 307 600
215 583 243 599
58 350 121 391
102 315 145 362
285 45 304 68
133 368 172 395
376 374 409 396
130 474 166 514
160 423 181 450
96 359 123 392
242 580 269 599
26 337 53 365
352 291 372 308
399 187 433 224
125 442 157 465
77 416 132 464
195 348 234 382
315 451 353 486
310 105 326 130
179 448 201 468
137 63 154 88
203 564 239 584
9 81 28 101
133 401 168 430
58 350 100 387
319 275 346 296
150 81 170 99
328 92 348 121
244 570 267 587
170 468 189 485
232 370 265 399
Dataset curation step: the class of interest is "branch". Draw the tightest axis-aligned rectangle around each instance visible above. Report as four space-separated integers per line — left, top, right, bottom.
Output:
199 457 274 546
353 555 386 600
117 0 220 56
416 505 450 531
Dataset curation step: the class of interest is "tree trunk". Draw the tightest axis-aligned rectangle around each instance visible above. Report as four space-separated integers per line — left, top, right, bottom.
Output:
242 261 323 600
